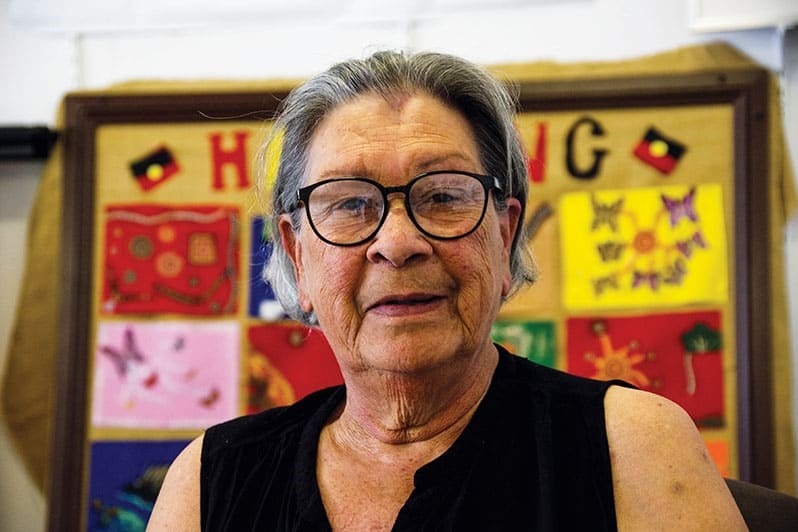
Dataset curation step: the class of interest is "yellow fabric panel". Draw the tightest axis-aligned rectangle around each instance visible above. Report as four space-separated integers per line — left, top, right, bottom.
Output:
560 184 729 310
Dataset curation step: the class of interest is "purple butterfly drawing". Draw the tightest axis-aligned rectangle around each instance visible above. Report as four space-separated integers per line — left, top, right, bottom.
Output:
661 187 698 227
632 270 661 291
676 231 708 258
97 327 218 411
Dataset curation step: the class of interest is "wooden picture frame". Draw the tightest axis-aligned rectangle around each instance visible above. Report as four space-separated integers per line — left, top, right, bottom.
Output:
50 66 771 531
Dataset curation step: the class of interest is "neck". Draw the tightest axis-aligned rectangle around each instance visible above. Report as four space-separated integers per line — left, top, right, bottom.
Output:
328 344 499 456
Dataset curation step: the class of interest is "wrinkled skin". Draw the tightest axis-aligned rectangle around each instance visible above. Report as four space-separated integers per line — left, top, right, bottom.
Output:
279 92 520 437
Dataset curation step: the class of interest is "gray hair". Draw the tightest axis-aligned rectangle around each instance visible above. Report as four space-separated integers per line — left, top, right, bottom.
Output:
260 50 536 324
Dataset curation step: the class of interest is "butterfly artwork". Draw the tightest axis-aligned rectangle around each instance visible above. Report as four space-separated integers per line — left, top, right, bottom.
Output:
560 184 728 310
91 321 238 428
662 187 698 227
596 241 626 262
632 270 661 291
676 231 708 258
590 195 624 232
592 275 619 296
662 259 688 285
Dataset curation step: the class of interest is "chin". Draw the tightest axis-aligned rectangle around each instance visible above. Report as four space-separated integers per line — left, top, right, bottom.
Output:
356 329 477 375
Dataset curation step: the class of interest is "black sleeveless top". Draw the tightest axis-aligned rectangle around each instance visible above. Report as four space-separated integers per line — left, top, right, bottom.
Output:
200 346 629 531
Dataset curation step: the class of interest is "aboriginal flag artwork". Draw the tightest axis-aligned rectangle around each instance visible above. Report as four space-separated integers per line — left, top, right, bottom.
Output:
87 440 188 532
102 205 240 315
246 324 343 413
566 311 725 427
560 183 728 310
491 320 556 367
129 146 180 191
633 127 687 175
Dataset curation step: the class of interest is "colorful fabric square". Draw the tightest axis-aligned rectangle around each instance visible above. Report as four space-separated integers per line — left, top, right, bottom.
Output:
704 439 731 478
262 128 283 189
91 321 239 428
491 320 556 367
88 440 188 531
102 204 240 315
560 184 728 310
247 324 343 413
248 216 287 320
633 127 687 174
566 311 724 427
129 146 180 191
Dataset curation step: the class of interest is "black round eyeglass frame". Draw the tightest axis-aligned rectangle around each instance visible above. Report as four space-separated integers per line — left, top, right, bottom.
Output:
292 170 504 247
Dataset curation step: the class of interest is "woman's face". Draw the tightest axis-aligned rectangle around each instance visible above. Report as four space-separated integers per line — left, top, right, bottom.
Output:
279 92 521 378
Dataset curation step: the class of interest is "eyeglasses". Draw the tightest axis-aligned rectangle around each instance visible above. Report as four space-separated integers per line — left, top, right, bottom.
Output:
294 170 502 246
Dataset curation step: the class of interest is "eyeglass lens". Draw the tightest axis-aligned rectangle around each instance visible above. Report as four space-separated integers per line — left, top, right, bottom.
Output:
305 173 489 245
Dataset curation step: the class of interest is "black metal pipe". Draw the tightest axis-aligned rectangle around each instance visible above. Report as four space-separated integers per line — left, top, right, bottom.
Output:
0 126 58 160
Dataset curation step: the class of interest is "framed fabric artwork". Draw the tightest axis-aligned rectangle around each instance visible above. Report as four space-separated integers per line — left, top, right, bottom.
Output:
50 63 777 530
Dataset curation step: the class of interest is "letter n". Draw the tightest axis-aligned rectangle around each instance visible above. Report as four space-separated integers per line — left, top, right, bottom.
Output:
527 122 547 184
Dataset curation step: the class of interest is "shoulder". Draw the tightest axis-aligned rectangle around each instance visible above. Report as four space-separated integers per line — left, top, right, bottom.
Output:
604 387 746 530
604 386 701 471
148 436 203 531
148 386 342 530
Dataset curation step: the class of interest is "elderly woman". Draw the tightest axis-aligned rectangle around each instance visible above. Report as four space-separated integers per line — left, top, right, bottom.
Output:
149 51 745 530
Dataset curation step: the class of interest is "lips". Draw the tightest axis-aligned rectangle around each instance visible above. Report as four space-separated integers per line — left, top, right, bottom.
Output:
365 293 446 315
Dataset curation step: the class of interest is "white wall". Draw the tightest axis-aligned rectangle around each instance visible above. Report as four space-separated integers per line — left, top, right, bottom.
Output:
1 1 796 530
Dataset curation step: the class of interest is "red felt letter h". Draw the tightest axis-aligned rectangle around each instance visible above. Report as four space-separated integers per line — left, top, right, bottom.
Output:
210 131 251 190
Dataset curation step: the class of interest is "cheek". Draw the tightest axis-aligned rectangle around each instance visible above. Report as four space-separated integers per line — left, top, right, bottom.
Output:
300 244 362 319
450 227 506 315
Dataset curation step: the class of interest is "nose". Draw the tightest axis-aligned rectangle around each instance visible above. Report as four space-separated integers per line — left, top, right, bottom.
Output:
365 198 432 267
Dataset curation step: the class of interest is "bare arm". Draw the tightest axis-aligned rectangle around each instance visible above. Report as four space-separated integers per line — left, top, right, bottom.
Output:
605 386 747 531
147 435 203 531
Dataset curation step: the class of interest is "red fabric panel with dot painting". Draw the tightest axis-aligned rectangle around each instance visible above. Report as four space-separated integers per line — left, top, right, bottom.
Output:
101 204 240 315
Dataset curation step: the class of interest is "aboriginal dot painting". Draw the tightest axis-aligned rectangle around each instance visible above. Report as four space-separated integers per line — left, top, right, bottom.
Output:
101 205 240 315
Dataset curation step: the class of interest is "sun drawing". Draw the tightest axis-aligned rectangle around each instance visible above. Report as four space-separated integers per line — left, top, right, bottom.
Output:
584 320 654 388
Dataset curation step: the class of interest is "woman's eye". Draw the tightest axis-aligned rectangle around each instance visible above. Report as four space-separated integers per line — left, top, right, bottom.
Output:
421 188 467 207
333 197 375 214
429 192 459 204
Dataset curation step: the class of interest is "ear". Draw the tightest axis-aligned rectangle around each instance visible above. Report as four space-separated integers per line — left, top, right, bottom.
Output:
499 197 522 297
277 214 313 313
